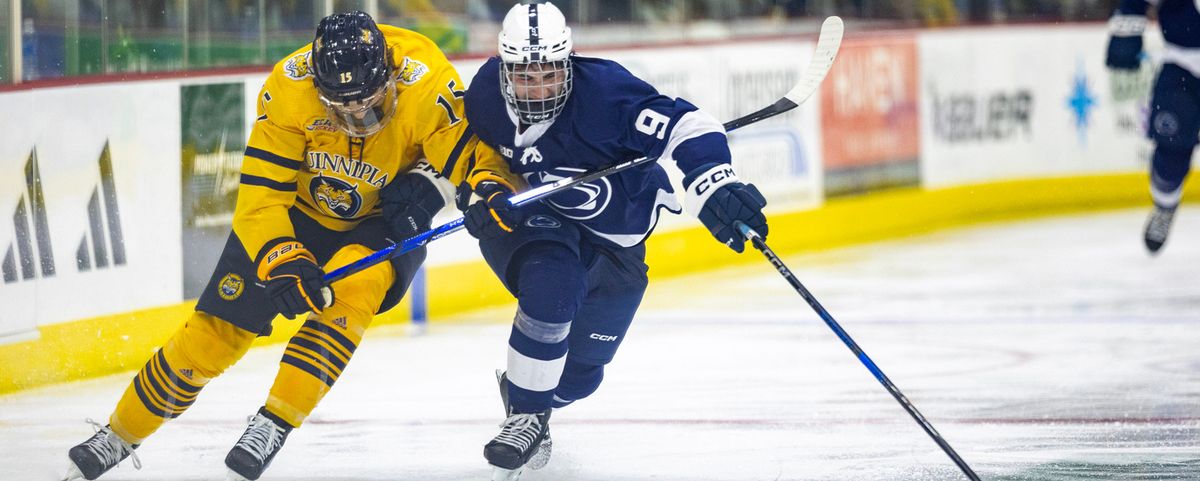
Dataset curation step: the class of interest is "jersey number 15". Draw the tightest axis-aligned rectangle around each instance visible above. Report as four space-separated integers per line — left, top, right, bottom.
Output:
436 79 466 125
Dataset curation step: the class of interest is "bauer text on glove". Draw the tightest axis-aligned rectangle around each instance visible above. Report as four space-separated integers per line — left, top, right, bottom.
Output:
256 239 333 319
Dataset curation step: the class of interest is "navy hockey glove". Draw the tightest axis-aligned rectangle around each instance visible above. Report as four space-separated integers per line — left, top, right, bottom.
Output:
1106 35 1142 70
464 181 524 240
684 163 768 253
256 239 333 319
1105 14 1146 71
380 171 446 240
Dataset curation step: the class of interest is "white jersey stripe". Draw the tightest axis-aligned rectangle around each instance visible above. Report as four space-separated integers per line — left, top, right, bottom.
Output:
506 346 568 392
657 110 727 171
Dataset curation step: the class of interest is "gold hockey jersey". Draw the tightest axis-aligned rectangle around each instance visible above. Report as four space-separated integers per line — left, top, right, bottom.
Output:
233 25 517 260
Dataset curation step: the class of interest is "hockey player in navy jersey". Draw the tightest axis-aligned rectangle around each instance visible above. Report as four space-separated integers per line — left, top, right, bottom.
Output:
1107 0 1200 253
459 1 770 478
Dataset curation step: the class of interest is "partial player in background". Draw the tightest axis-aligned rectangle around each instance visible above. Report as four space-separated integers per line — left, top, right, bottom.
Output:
1106 0 1200 254
460 2 770 479
64 11 515 481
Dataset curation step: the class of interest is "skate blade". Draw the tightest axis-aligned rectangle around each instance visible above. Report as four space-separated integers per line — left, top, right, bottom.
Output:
491 465 525 481
62 463 84 481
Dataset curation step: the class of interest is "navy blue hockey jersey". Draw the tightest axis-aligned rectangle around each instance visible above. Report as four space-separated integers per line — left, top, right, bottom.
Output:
1113 0 1200 75
464 56 731 247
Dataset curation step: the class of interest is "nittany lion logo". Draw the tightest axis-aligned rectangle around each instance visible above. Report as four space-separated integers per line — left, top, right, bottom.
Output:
311 173 363 218
218 273 244 301
398 57 428 86
526 167 612 221
284 52 311 80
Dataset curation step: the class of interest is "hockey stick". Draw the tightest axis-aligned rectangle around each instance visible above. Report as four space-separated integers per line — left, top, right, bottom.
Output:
322 16 844 285
734 222 982 481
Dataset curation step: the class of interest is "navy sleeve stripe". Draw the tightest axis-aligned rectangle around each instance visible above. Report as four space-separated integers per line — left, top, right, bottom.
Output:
240 174 296 192
439 124 474 179
245 147 302 170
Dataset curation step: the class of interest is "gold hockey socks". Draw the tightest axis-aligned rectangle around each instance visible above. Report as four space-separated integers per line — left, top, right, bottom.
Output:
109 312 256 444
265 244 394 427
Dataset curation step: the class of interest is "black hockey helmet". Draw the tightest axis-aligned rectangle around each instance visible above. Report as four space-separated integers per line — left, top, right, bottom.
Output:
311 11 398 136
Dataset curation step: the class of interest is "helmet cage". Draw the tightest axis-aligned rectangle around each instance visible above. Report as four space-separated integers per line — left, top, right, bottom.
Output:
497 2 574 124
500 59 573 125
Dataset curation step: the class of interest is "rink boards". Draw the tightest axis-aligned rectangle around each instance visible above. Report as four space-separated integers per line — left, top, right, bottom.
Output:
0 23 1193 393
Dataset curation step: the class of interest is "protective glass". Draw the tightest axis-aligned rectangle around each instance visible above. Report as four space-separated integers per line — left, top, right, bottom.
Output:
318 76 398 137
500 60 573 124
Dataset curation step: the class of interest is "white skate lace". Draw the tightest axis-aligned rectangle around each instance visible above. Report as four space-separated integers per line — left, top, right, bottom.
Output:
494 413 543 453
235 414 286 463
1147 208 1175 242
82 419 141 470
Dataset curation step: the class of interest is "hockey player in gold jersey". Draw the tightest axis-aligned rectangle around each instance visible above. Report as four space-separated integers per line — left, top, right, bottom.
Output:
64 11 518 481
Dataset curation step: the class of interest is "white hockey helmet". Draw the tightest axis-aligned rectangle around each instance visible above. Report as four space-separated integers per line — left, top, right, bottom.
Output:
498 1 574 124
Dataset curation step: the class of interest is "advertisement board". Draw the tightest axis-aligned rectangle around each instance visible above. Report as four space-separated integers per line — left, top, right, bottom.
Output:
0 83 183 341
919 26 1152 188
181 83 247 297
820 35 920 196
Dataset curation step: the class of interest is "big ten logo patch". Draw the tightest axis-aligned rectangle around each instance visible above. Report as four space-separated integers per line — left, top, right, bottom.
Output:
310 173 363 218
219 273 244 300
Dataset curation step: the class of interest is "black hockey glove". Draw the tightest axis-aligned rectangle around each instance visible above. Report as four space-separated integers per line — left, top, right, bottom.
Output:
380 171 446 241
464 181 524 240
1105 35 1142 70
256 239 333 319
1105 14 1146 71
683 163 768 254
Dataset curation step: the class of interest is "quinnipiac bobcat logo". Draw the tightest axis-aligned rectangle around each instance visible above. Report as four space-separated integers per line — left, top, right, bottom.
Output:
311 173 363 218
218 273 244 301
398 57 429 86
284 52 312 80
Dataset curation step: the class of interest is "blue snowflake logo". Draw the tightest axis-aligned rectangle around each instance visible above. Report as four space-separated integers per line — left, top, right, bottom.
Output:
1066 60 1097 145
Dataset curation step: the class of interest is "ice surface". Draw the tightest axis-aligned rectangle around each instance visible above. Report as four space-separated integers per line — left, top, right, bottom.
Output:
3 208 1198 480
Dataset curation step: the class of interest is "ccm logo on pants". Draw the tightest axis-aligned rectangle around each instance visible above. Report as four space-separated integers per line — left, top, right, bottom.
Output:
589 333 619 342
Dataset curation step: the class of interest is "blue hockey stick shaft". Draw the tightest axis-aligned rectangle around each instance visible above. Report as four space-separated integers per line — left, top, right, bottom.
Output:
735 222 982 481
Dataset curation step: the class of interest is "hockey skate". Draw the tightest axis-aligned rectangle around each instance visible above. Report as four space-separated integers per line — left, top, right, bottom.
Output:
225 407 293 481
64 420 140 481
487 371 552 480
496 371 553 469
1144 205 1177 254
